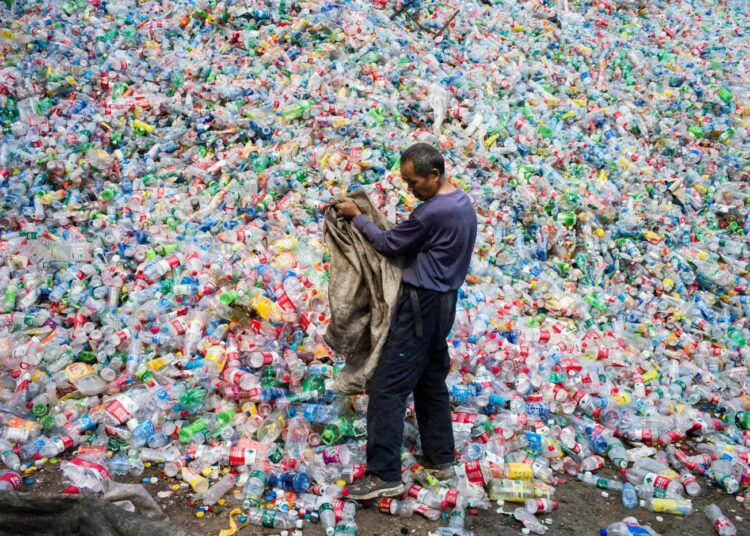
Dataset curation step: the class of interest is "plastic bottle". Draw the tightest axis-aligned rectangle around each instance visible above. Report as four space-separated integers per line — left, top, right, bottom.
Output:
600 517 661 536
620 482 638 509
704 504 737 536
639 497 693 516
318 496 337 536
524 498 558 514
0 439 21 470
513 507 548 534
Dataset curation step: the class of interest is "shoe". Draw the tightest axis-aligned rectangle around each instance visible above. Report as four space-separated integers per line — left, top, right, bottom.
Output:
413 455 457 480
346 474 405 501
425 461 456 481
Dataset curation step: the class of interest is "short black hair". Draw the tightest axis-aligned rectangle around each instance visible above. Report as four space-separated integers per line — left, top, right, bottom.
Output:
400 143 445 178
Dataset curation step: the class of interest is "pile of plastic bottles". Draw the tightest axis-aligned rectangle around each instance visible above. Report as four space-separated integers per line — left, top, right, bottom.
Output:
1 0 749 534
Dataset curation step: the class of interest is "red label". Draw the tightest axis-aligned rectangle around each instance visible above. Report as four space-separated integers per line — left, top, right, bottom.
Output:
229 446 247 466
438 488 459 507
171 318 187 335
68 458 111 481
652 475 671 490
219 382 244 399
165 255 181 269
333 499 345 522
351 464 366 482
463 461 487 486
378 498 392 513
105 399 132 424
104 425 129 439
0 471 21 490
277 293 297 312
300 313 310 331
714 517 731 531
451 412 478 424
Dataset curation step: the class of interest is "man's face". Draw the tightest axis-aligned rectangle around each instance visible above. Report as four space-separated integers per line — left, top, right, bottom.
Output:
400 160 440 201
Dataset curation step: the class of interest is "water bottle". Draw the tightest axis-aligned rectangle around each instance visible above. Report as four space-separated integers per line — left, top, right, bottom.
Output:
704 504 737 536
620 482 637 509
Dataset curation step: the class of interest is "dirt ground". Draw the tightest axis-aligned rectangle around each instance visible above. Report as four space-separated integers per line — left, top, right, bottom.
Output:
18 464 750 536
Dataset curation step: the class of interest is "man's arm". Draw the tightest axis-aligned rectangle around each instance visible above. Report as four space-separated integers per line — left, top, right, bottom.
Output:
352 213 427 257
332 198 426 257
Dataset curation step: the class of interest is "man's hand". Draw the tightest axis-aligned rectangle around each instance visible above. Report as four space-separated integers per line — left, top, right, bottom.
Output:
333 198 361 220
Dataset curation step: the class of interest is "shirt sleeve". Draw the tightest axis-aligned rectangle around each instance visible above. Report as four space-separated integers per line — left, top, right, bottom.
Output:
353 213 427 257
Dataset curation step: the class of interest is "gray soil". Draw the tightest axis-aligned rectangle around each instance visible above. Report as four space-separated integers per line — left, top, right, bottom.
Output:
19 464 750 535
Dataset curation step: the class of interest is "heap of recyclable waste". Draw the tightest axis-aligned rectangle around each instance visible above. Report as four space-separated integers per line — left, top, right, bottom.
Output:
1 0 749 534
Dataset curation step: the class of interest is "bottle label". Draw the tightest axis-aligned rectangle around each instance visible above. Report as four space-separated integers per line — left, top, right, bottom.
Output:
0 471 21 490
613 392 632 406
171 318 187 335
508 480 531 501
650 498 687 513
643 469 679 495
408 484 432 504
104 424 131 440
322 447 342 465
333 499 345 522
437 487 459 507
525 431 543 453
451 412 477 434
625 525 654 536
714 517 731 531
277 292 297 312
165 255 181 269
2 417 37 442
54 435 75 452
350 464 366 482
182 467 206 492
205 346 227 373
68 457 112 482
65 362 94 384
260 509 277 528
463 461 487 486
105 395 137 425
377 498 392 513
507 463 533 480
413 503 431 516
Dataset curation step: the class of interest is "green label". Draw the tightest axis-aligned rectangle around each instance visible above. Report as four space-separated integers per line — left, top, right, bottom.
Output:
261 509 276 528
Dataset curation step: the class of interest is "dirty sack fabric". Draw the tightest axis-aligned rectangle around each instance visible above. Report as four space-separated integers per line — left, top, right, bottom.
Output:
323 189 402 395
0 492 199 536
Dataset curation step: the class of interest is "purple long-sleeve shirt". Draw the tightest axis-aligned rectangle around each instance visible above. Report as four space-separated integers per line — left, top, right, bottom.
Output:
353 189 477 292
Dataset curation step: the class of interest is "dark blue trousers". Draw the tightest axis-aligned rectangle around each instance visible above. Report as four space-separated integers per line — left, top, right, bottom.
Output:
366 284 457 482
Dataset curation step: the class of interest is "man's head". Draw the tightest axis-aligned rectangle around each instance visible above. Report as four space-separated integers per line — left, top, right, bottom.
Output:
399 143 445 201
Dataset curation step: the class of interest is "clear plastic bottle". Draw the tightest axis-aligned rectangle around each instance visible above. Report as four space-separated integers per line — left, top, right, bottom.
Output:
202 473 235 506
513 507 547 534
620 482 638 509
704 504 737 536
639 497 693 516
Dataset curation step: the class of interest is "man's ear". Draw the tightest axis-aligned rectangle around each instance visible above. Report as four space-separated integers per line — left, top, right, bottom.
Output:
431 169 441 181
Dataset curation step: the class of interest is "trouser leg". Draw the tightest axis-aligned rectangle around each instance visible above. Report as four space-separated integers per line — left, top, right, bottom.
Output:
413 291 457 465
366 292 430 481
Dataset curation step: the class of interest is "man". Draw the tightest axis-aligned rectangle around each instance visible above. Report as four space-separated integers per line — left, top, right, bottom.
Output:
333 143 477 500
